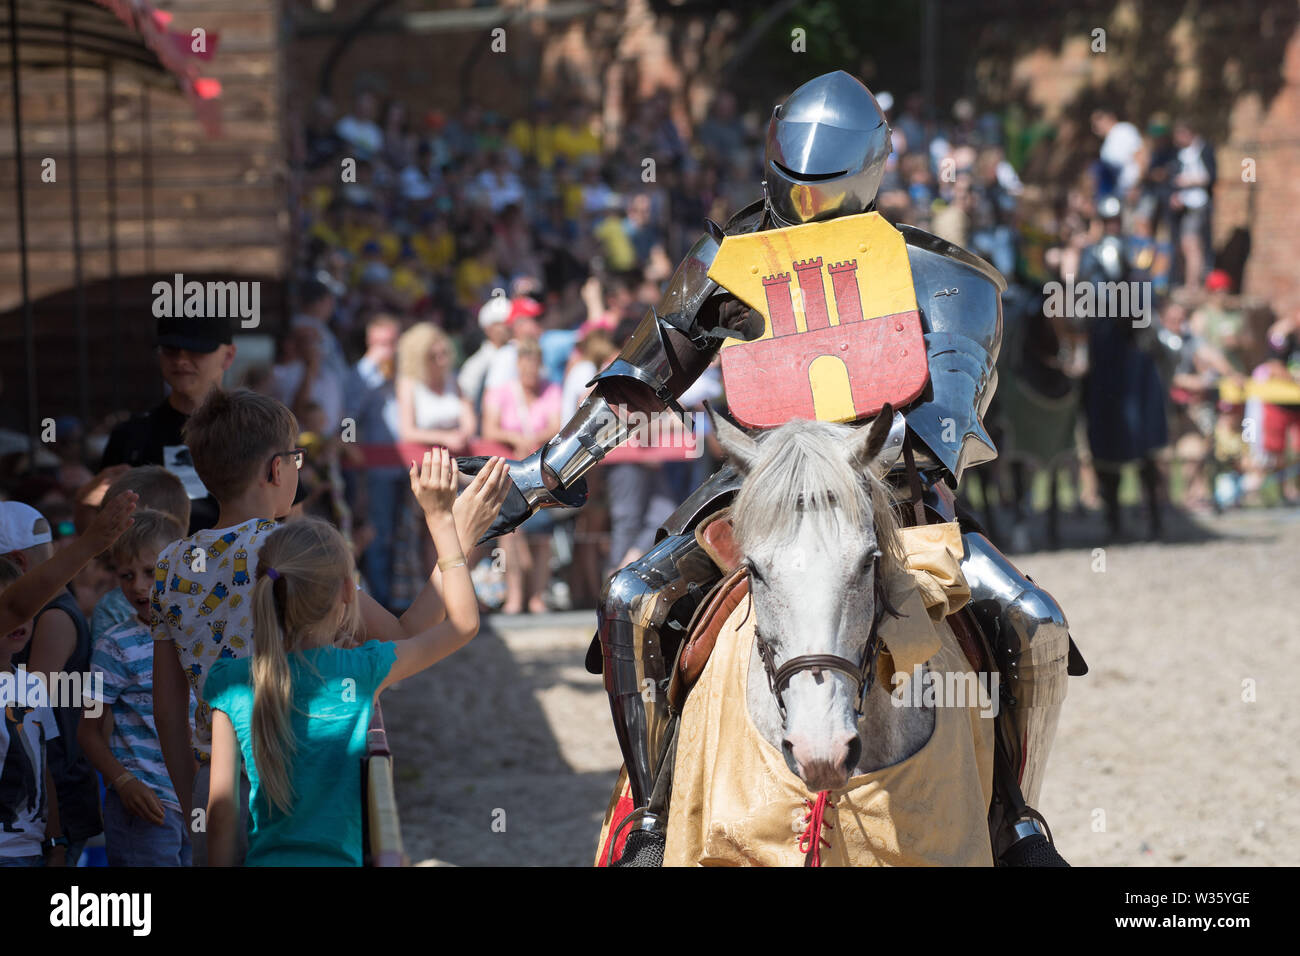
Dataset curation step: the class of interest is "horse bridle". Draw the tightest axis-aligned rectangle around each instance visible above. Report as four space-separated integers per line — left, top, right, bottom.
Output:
751 553 887 722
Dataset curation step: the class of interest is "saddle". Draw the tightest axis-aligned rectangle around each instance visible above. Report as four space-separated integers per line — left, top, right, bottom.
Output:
666 511 745 712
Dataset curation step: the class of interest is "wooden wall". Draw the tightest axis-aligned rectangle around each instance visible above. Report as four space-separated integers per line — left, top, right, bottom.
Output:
0 0 287 429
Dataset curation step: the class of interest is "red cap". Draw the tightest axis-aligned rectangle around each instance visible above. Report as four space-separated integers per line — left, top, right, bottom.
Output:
1205 269 1232 293
508 296 544 324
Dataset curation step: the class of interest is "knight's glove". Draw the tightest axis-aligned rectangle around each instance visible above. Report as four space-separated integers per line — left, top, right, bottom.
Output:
706 296 764 344
456 451 588 544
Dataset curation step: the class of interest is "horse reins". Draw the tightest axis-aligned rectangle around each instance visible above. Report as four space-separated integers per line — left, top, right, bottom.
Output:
753 562 886 869
752 553 888 722
752 426 930 866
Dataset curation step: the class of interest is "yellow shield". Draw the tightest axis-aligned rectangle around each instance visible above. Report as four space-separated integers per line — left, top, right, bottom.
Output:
709 211 928 427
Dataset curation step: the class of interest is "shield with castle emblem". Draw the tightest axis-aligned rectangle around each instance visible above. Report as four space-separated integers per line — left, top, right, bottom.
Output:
708 211 929 428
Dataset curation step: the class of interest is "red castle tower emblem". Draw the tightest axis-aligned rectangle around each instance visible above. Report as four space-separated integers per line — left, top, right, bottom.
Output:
712 221 935 429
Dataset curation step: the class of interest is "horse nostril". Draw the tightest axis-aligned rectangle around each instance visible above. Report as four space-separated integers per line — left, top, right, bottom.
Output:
843 737 862 775
782 738 796 761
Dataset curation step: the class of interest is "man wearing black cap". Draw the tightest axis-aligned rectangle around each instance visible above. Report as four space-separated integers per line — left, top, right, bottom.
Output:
99 315 236 533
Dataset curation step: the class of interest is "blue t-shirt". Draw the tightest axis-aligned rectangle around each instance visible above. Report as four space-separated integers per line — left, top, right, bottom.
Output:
204 641 397 867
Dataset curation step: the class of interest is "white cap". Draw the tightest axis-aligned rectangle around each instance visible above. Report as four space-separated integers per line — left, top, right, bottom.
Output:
478 291 511 330
0 501 52 553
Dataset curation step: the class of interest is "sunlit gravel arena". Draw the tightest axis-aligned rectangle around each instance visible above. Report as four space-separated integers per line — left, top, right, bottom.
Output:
385 508 1300 866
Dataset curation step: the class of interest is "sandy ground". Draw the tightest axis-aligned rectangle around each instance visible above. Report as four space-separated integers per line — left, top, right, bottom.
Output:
384 506 1300 866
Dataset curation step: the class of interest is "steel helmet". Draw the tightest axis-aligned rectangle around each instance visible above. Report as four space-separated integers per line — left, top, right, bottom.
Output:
763 71 892 227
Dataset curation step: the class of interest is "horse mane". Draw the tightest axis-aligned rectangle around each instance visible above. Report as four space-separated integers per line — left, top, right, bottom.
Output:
729 418 905 574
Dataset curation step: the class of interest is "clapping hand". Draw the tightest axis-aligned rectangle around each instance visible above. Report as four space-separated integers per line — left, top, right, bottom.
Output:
409 449 458 522
453 456 512 547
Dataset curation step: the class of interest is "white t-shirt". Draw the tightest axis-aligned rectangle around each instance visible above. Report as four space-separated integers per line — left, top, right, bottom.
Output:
151 518 278 762
562 359 598 420
0 683 59 858
474 170 525 213
678 365 723 409
1175 139 1211 209
484 343 521 392
1100 121 1143 192
335 116 383 159
458 342 500 408
411 379 464 431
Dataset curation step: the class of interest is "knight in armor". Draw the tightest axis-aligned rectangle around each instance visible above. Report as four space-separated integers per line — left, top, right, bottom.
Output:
1080 197 1169 540
460 71 1083 866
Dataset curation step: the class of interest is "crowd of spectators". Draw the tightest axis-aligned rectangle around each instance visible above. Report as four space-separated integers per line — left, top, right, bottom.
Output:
4 82 1299 629
254 86 754 611
876 93 1300 535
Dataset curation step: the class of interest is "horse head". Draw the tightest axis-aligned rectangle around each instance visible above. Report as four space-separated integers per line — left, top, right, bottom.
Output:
709 404 907 792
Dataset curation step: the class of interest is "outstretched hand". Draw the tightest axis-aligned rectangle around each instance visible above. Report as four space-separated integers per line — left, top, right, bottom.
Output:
409 449 458 520
76 464 130 509
84 491 138 555
453 456 512 548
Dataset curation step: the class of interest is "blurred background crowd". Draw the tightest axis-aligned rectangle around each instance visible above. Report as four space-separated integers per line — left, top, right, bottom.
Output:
4 79 1299 616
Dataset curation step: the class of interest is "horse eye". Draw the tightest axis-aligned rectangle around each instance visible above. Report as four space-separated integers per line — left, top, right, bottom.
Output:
746 560 765 584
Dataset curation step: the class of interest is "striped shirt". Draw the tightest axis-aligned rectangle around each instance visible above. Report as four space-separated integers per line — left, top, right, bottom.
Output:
88 618 183 811
91 587 135 644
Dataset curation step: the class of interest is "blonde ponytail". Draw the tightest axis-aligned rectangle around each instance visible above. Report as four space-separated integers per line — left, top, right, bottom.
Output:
249 517 358 816
250 569 297 815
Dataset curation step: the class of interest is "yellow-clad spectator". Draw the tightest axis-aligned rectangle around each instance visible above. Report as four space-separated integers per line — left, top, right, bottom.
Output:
559 174 585 222
339 206 374 258
308 212 343 250
339 205 402 263
593 204 637 273
455 241 501 309
308 185 335 215
508 100 559 169
412 216 456 272
554 102 602 164
389 249 430 309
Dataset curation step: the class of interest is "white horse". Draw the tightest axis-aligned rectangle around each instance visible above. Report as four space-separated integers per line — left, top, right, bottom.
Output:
709 406 935 791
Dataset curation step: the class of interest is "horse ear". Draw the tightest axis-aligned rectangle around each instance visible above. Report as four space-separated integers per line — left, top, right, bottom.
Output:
706 402 759 474
850 404 906 477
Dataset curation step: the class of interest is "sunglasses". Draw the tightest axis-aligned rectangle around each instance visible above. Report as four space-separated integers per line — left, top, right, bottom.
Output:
267 447 306 481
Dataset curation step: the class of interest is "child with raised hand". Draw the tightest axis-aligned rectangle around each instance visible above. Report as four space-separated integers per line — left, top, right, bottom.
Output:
0 492 136 641
150 387 510 865
204 449 485 866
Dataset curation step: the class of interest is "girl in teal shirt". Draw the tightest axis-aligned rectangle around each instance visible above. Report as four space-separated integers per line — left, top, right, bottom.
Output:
205 451 504 866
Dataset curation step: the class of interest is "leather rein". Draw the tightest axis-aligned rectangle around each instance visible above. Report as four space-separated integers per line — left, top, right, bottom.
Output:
752 553 887 721
748 429 926 725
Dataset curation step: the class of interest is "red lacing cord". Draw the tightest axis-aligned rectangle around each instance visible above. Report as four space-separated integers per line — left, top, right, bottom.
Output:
798 790 833 866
